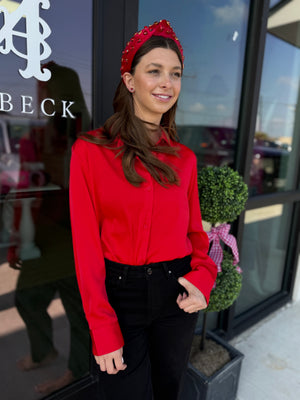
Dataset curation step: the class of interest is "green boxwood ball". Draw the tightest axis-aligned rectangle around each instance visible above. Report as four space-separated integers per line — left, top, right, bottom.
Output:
206 250 242 313
198 166 248 225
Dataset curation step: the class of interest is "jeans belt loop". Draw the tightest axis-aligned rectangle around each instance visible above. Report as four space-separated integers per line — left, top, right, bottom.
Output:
162 262 171 279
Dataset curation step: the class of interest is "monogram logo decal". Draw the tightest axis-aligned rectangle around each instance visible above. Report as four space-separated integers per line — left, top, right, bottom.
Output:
0 0 52 81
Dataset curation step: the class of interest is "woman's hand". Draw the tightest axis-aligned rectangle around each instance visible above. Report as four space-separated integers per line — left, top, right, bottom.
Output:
176 277 207 313
94 347 127 375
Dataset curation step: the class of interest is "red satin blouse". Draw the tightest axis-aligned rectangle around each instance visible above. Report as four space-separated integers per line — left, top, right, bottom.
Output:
69 129 217 356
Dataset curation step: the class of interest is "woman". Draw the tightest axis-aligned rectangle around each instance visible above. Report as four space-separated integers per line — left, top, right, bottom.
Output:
69 20 217 400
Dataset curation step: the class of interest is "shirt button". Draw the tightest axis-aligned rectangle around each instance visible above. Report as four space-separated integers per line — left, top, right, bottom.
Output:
147 267 152 275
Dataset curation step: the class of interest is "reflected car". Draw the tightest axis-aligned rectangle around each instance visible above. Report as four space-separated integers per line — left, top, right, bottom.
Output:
250 139 290 194
177 125 235 168
178 125 290 195
0 115 46 195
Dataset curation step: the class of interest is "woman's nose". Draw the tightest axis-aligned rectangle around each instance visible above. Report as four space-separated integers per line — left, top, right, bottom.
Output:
159 73 172 88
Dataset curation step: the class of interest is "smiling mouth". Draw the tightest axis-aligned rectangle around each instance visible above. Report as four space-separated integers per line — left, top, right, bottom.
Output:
152 94 172 101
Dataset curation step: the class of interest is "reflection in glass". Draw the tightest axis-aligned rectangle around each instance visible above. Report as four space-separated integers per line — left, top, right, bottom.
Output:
235 204 292 315
138 0 250 168
0 0 92 398
250 1 300 195
269 0 284 8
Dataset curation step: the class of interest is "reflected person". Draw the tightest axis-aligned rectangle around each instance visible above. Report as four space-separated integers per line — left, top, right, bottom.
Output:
7 61 92 395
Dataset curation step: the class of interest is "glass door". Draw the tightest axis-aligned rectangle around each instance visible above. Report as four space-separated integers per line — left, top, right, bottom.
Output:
0 1 95 398
234 0 300 321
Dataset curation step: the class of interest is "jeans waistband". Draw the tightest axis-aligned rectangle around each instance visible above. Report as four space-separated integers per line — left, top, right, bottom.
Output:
104 255 191 278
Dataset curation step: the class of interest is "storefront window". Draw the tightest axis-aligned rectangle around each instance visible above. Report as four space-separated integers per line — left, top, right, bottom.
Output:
139 0 250 168
235 0 300 323
269 0 283 8
0 1 92 398
235 203 292 314
249 1 300 195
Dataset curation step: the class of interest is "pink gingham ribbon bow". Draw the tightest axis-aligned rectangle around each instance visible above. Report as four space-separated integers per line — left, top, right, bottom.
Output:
207 223 240 273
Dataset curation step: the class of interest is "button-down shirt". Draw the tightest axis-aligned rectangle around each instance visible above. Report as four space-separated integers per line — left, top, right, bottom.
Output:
69 129 217 356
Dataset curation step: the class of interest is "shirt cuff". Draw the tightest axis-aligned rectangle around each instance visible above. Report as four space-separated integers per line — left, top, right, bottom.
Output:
90 321 124 356
183 268 217 305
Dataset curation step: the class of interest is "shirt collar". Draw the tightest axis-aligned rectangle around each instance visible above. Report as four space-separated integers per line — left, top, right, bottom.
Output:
115 135 123 148
155 129 170 146
115 129 171 147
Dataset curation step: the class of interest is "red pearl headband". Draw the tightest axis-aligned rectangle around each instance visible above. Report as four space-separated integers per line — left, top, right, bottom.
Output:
120 19 184 75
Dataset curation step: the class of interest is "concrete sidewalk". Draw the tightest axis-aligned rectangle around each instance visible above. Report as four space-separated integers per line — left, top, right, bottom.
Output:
230 301 300 400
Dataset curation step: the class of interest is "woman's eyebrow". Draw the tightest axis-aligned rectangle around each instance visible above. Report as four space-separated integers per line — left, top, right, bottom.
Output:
146 63 162 68
145 63 182 69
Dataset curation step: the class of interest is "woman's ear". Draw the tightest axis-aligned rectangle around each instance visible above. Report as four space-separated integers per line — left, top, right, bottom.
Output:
122 72 135 93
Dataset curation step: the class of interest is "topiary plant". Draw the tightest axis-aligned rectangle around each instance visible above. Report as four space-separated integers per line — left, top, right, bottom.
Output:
197 165 248 351
198 166 248 225
206 250 242 313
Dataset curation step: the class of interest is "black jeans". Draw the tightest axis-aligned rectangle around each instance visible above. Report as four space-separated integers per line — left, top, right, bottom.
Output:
15 276 90 379
96 256 198 400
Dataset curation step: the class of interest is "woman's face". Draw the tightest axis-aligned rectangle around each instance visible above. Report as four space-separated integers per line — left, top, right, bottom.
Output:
123 47 182 125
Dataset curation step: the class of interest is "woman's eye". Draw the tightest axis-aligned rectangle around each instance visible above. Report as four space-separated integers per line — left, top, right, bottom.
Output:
172 72 182 79
148 69 159 75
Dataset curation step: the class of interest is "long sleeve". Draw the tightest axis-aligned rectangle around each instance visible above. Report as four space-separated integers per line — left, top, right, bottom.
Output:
183 155 217 304
69 144 124 356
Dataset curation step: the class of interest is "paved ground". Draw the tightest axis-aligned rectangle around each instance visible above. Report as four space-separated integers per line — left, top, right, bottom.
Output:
231 301 300 400
0 299 70 400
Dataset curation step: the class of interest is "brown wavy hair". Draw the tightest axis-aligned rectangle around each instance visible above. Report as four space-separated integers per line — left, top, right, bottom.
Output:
81 36 183 187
